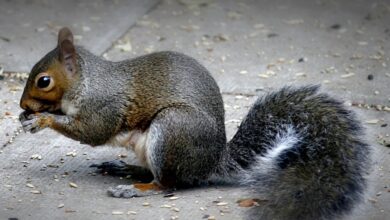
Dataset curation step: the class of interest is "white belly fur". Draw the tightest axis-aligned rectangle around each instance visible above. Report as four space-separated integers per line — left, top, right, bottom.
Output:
108 130 150 168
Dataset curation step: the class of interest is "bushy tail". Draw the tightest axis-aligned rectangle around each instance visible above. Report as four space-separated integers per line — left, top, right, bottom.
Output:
225 86 370 220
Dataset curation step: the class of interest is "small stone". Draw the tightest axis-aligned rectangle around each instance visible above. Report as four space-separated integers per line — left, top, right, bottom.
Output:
267 33 278 38
330 24 341 30
367 74 374 80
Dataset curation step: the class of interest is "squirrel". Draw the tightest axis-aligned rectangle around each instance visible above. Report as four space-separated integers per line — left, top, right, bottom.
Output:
19 27 370 220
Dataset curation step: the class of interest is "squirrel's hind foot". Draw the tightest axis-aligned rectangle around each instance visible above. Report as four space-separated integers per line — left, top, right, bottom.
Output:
108 182 163 198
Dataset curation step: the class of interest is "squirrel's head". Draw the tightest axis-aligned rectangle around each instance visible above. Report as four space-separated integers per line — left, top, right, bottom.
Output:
20 27 79 113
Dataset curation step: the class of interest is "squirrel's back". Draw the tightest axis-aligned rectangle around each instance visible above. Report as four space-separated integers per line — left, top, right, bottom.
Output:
223 86 370 220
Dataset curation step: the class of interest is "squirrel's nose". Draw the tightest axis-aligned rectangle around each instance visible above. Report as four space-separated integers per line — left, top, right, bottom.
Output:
20 99 30 111
20 93 34 111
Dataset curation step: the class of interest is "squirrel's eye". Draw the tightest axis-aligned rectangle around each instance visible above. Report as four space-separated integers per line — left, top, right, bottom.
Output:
35 73 55 92
37 76 51 88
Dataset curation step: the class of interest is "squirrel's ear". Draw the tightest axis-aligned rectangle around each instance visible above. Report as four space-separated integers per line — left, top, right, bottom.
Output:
57 27 77 75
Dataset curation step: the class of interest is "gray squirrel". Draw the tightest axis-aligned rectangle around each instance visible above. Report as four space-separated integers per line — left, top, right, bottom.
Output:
19 27 370 220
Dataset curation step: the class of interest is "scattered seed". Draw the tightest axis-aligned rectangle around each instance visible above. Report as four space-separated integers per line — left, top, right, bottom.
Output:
58 204 65 208
172 207 180 212
284 19 304 24
295 72 306 77
127 211 137 215
258 74 270 78
66 151 77 157
30 190 41 194
169 196 179 200
112 211 124 215
161 204 172 208
207 216 216 220
30 154 42 160
118 154 127 158
115 39 132 52
341 73 355 78
368 198 377 203
239 70 248 74
164 193 175 197
365 119 379 124
253 24 265 29
69 182 78 188
216 202 228 206
26 183 35 188
142 202 150 206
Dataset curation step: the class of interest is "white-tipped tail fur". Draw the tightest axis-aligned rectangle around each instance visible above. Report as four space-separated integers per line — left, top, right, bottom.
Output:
260 125 299 163
242 125 300 185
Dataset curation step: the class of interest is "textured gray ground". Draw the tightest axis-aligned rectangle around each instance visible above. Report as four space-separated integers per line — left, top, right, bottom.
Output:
0 0 389 219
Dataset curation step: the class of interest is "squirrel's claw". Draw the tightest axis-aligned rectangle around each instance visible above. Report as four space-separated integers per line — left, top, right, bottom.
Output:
91 160 154 182
20 113 51 133
90 160 128 176
21 115 41 133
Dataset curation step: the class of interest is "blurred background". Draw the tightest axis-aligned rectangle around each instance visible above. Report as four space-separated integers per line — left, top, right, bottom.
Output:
0 0 389 219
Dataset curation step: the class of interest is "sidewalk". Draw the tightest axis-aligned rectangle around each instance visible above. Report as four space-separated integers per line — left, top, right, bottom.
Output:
0 0 389 219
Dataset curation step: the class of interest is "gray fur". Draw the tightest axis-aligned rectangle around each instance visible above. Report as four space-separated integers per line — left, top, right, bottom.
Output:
222 86 370 220
21 44 369 220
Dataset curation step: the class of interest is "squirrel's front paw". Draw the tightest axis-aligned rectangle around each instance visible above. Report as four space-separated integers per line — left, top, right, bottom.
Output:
20 113 53 133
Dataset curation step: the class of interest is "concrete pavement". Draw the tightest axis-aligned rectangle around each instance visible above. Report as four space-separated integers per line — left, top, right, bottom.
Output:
0 0 389 219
